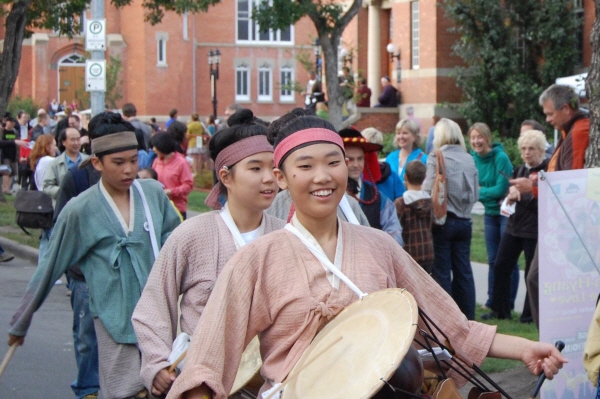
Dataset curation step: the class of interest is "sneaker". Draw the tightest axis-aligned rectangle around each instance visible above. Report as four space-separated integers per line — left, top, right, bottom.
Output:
54 279 62 285
0 252 14 262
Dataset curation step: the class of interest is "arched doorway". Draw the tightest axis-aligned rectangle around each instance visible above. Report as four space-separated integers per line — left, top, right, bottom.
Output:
58 53 86 108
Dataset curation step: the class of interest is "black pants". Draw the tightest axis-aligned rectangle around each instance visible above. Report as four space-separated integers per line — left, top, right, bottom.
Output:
490 233 537 319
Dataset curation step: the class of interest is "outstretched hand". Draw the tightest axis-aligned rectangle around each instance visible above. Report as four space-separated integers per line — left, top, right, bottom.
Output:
8 333 24 347
521 341 568 379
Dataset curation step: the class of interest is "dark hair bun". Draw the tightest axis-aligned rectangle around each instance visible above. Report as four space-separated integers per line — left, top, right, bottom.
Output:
227 108 254 127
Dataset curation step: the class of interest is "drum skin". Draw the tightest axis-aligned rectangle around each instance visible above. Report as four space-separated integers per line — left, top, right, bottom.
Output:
372 345 424 399
230 336 262 397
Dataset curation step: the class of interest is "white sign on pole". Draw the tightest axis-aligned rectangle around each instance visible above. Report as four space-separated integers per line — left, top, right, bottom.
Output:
86 60 106 92
85 19 106 51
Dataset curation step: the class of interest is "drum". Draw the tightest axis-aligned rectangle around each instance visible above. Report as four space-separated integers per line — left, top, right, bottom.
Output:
230 336 263 398
280 288 419 399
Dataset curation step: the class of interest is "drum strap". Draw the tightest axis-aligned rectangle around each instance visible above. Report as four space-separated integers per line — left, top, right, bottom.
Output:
339 195 360 225
285 223 367 299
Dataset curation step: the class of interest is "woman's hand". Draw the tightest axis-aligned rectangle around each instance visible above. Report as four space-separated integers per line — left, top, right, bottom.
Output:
521 341 568 379
8 333 24 346
509 177 533 194
506 186 520 204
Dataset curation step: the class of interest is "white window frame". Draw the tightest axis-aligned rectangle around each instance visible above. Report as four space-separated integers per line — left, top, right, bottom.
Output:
236 0 294 44
156 32 169 67
411 1 420 70
258 65 273 102
279 66 294 103
236 65 251 102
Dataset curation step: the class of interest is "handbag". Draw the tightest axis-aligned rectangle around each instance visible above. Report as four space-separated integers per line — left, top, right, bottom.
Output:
14 188 54 235
431 149 448 225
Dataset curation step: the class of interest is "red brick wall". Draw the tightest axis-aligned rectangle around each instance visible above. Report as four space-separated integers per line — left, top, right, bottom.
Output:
353 108 399 134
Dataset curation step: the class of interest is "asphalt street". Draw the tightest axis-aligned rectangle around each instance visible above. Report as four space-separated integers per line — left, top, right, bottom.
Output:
0 255 76 399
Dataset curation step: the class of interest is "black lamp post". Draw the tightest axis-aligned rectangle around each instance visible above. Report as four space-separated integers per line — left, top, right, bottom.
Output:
313 38 322 81
386 43 401 82
208 49 221 118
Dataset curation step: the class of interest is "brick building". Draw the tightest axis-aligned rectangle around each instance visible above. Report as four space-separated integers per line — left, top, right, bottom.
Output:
5 0 597 130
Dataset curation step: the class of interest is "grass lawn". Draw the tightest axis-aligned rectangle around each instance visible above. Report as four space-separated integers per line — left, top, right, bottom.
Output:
188 190 210 213
0 195 41 249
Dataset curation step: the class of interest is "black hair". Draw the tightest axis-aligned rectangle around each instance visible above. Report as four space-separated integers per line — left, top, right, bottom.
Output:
404 160 427 186
209 109 268 163
68 114 80 122
169 108 178 118
87 111 138 158
167 120 187 145
521 119 546 134
57 127 80 153
139 167 158 180
151 132 178 155
266 110 337 168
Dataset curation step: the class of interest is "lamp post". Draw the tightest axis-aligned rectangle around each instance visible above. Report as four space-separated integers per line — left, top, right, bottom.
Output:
313 38 322 81
386 43 401 82
208 49 221 118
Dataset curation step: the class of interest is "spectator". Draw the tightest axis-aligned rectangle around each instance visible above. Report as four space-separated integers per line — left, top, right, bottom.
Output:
395 160 434 274
167 120 188 153
526 84 590 328
186 113 206 174
205 115 217 136
520 119 554 159
151 132 194 219
423 118 479 320
469 122 518 311
362 127 404 201
123 103 152 150
300 71 317 108
375 76 398 108
17 111 30 140
29 134 58 191
425 115 441 154
166 108 178 129
385 119 428 196
1 117 19 194
484 130 548 322
48 98 60 117
30 112 50 142
149 117 160 133
55 106 73 141
308 81 326 110
355 77 371 107
69 114 91 155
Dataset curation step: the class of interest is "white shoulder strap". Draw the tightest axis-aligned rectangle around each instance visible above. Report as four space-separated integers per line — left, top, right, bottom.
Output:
219 202 247 250
339 195 360 225
133 180 160 260
284 224 366 299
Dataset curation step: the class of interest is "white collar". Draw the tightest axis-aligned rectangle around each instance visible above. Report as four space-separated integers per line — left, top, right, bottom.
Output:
99 179 135 235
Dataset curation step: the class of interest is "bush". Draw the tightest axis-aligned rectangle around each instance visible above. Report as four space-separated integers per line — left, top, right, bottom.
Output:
7 96 44 118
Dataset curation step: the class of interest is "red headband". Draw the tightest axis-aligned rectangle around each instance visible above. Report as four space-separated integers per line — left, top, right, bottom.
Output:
273 128 345 168
205 135 273 210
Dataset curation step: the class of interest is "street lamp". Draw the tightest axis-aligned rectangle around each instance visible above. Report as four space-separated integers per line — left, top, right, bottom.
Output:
208 48 221 118
313 38 322 81
386 43 401 82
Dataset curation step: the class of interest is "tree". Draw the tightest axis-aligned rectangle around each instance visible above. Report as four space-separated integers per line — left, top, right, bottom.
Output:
0 0 219 118
586 1 600 167
253 0 362 128
444 0 579 137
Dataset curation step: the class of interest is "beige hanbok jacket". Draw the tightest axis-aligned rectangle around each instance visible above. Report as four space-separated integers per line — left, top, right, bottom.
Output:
166 222 497 399
132 211 285 390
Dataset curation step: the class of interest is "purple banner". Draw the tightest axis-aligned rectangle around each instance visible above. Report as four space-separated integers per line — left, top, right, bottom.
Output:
539 169 600 399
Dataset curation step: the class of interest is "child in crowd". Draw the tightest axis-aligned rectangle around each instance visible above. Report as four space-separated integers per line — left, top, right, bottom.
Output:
394 160 434 274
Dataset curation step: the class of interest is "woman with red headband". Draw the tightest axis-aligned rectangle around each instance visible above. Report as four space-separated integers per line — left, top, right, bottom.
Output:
166 111 566 399
132 110 284 397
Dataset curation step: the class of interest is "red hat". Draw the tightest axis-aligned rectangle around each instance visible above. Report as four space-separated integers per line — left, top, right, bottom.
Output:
339 128 382 184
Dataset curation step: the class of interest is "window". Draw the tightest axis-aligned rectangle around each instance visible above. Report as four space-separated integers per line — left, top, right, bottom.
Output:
411 1 419 69
183 13 189 40
156 32 168 66
236 65 250 101
258 66 272 101
237 0 293 43
280 67 294 102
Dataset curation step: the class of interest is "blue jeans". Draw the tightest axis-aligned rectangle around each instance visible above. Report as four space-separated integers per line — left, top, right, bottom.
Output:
433 216 476 320
70 279 100 398
484 215 519 309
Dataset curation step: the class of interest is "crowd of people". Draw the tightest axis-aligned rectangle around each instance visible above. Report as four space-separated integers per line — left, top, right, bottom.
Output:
3 83 590 399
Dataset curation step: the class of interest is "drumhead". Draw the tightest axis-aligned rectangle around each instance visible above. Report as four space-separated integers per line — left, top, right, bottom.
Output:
230 335 262 395
281 288 418 399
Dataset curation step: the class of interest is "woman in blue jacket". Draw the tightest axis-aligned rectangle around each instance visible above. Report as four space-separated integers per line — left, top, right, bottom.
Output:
385 119 427 195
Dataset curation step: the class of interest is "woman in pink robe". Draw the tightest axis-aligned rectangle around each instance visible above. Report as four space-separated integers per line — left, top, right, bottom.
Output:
168 112 567 399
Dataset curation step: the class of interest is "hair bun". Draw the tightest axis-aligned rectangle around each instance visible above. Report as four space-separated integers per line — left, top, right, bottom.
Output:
227 108 254 127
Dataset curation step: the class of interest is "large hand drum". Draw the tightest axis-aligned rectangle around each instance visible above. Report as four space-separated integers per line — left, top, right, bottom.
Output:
281 288 419 399
230 336 263 397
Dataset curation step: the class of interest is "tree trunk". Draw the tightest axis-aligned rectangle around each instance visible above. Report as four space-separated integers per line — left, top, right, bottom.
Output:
0 1 32 117
320 35 344 129
585 0 600 167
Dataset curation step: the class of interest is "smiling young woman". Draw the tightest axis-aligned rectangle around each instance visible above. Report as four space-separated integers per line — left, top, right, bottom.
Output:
166 112 567 399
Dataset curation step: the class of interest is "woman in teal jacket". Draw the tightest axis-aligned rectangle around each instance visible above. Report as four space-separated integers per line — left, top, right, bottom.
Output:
469 122 519 310
385 119 427 196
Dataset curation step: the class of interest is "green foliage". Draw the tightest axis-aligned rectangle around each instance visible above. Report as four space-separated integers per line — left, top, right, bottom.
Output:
6 95 43 117
443 0 579 137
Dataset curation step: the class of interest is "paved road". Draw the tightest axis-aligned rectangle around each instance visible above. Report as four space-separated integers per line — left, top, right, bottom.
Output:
0 256 76 399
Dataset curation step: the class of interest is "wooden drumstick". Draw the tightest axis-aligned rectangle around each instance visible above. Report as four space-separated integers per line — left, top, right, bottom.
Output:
528 340 565 399
0 343 18 380
168 350 188 373
263 336 343 399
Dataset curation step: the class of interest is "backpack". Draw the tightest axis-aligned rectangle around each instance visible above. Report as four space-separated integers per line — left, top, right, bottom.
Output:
431 150 448 225
14 188 54 235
